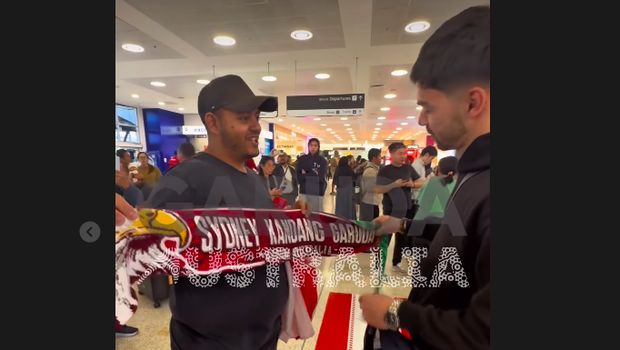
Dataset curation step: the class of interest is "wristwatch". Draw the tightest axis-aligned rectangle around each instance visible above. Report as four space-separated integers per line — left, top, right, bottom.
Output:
385 298 403 331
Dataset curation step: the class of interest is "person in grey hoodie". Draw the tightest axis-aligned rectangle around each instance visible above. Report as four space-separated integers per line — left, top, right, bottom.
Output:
296 138 328 212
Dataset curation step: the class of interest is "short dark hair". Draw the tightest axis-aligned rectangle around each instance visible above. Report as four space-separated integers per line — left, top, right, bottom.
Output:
388 142 406 153
116 149 128 158
368 148 381 160
178 143 196 158
421 146 438 157
410 6 490 91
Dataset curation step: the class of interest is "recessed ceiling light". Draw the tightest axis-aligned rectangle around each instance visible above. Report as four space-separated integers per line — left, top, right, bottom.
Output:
313 117 321 121
377 116 386 120
407 116 416 119
340 117 348 121
374 128 381 130
213 35 236 46
384 93 397 99
376 123 383 126
416 106 423 111
320 124 327 126
290 30 313 40
131 94 139 99
344 123 350 127
158 101 165 106
401 122 408 125
380 107 391 111
396 127 402 130
346 128 352 131
121 43 144 53
326 128 333 131
405 21 430 33
178 107 185 111
151 81 166 87
196 79 210 85
391 69 408 76
315 73 330 80
262 75 277 82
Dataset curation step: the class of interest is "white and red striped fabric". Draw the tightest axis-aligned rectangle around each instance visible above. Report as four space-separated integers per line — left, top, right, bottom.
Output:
315 292 367 350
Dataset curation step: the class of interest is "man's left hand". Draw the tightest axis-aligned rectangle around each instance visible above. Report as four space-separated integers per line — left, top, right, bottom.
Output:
359 294 393 330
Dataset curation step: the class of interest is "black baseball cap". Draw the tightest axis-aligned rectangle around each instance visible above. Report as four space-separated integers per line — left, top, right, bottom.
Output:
197 74 278 117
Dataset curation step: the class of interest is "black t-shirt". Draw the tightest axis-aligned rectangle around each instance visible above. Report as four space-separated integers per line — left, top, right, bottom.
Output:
144 152 288 349
377 164 420 217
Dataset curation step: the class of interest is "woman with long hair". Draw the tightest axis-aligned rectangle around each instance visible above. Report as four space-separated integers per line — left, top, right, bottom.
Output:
258 156 283 199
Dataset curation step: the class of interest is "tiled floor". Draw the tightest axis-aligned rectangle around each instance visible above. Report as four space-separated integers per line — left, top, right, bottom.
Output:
117 182 412 350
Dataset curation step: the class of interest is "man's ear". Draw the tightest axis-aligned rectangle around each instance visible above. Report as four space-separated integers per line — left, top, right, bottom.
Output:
204 112 219 135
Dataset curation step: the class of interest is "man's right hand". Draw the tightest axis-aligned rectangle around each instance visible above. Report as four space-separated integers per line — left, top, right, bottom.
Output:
371 215 403 235
391 179 409 188
116 193 138 226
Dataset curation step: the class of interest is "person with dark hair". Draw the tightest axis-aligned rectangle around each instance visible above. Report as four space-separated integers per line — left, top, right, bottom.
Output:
374 142 421 274
177 143 196 163
258 156 282 199
135 152 162 189
360 148 382 222
411 145 438 215
273 152 299 206
408 156 459 248
360 6 490 350
296 137 328 212
114 148 141 337
144 74 309 350
333 155 356 219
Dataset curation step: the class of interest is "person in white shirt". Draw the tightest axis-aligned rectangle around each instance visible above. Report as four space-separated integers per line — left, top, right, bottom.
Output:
360 148 383 221
411 146 438 203
273 152 299 206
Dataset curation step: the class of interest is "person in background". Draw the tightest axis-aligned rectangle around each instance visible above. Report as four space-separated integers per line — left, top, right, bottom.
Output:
355 155 362 167
360 150 382 222
115 149 141 337
360 6 490 349
258 156 283 200
116 149 142 207
410 156 459 246
177 143 196 163
329 150 340 195
167 151 180 170
273 152 299 206
374 142 421 274
135 152 162 188
410 146 438 229
333 155 356 220
296 138 328 212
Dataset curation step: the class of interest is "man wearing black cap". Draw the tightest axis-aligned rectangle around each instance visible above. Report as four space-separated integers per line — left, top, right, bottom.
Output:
145 75 301 350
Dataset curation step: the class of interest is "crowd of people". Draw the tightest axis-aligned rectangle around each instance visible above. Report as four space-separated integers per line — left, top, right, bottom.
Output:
115 5 490 349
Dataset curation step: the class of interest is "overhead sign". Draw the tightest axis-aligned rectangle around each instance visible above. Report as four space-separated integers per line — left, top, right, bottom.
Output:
182 125 207 135
286 93 365 117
